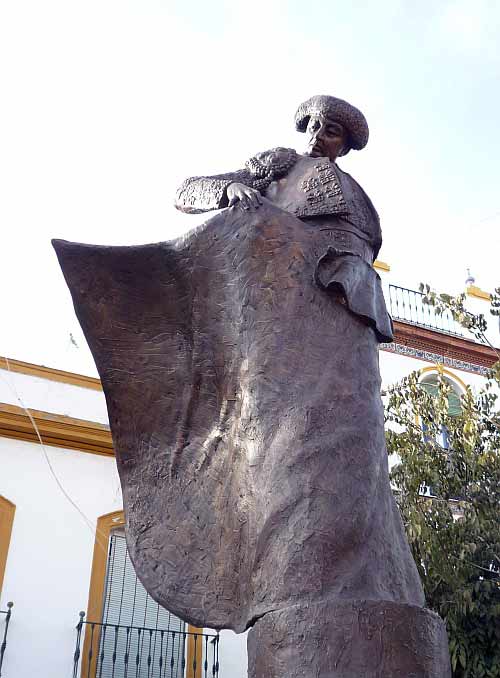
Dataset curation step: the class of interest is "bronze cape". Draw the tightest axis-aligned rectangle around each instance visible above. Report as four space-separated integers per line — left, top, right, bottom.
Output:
53 197 424 632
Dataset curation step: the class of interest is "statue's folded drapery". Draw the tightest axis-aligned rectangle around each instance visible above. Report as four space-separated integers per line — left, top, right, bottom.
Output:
53 202 424 632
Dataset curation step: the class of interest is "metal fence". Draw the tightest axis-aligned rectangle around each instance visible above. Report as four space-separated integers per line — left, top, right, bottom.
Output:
388 284 466 337
0 602 13 677
73 613 219 678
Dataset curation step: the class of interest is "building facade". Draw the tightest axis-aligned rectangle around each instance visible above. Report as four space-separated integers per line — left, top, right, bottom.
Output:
0 264 497 678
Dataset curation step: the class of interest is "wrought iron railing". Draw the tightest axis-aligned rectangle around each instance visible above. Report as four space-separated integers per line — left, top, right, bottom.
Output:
73 613 220 678
0 602 13 677
388 284 466 337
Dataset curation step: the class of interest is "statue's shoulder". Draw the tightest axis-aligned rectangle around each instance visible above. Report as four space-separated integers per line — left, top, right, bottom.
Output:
245 147 299 190
336 165 380 224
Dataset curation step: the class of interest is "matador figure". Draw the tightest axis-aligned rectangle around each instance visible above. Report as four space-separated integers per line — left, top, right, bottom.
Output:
54 95 451 677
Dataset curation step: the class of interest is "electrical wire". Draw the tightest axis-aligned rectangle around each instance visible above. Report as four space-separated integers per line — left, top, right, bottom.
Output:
0 356 111 554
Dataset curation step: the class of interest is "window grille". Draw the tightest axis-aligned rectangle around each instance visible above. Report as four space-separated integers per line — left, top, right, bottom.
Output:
420 381 462 418
420 377 463 498
96 529 186 677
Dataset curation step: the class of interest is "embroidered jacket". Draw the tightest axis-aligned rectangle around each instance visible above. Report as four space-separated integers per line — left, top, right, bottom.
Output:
175 150 392 342
175 150 382 260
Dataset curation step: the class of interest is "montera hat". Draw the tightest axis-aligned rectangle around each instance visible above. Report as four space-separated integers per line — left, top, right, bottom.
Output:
295 95 369 152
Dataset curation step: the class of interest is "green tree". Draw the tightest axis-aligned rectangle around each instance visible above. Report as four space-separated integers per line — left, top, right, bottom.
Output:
385 286 500 677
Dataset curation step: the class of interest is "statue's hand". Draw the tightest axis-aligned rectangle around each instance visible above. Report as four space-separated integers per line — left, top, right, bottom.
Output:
226 182 263 210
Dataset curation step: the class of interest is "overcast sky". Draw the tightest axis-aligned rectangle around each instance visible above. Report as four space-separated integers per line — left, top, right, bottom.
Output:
1 0 499 377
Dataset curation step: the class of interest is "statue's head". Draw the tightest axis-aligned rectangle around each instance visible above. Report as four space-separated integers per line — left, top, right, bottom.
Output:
295 95 369 162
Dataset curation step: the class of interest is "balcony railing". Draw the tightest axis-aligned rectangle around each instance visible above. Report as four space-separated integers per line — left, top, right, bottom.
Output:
73 613 220 678
0 602 13 677
388 284 466 337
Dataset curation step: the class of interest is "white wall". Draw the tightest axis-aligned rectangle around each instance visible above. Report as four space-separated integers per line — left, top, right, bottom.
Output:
379 349 487 393
0 436 121 678
216 630 247 678
0 367 109 424
465 293 499 348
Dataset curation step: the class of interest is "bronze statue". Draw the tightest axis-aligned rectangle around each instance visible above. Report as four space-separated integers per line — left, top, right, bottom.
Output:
53 95 451 676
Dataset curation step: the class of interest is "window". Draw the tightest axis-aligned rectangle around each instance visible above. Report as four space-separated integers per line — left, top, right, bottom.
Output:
97 529 186 677
0 496 15 601
82 511 200 678
419 370 464 497
420 376 462 420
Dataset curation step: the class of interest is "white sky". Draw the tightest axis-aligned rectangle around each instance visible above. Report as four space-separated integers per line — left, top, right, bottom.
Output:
1 0 499 377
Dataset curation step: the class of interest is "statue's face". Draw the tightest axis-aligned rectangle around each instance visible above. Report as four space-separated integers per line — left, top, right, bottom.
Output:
305 115 348 161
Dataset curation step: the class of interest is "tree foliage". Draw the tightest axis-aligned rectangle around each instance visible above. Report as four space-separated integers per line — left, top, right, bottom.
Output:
385 286 500 677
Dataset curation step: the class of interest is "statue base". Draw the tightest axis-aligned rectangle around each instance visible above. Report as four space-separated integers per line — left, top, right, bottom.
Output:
247 599 451 677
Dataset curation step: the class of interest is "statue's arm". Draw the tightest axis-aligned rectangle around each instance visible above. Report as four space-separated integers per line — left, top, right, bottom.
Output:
174 169 254 214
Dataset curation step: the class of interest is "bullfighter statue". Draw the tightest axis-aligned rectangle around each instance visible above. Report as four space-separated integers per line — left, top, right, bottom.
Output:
53 95 451 677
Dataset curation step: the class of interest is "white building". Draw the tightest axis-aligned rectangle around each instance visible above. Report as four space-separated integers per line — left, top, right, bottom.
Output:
0 262 497 678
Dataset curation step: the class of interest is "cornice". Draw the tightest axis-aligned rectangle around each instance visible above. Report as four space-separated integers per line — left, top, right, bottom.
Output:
373 259 391 272
0 356 102 391
466 285 491 302
0 403 113 456
385 321 498 372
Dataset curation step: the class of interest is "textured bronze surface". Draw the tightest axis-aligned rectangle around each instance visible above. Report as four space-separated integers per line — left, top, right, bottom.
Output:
248 599 452 677
53 94 451 675
53 203 421 631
